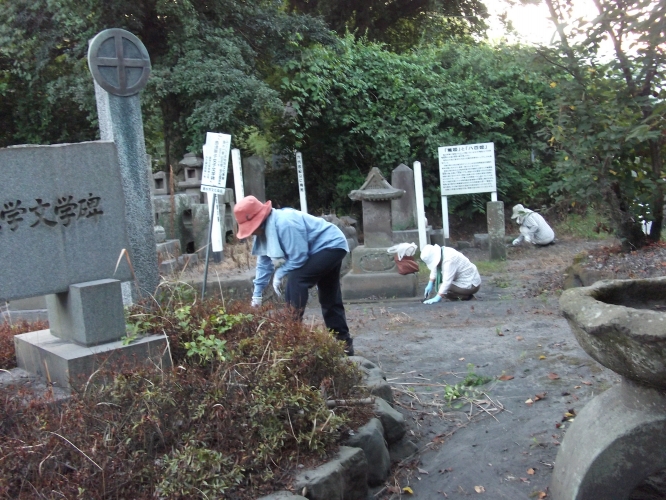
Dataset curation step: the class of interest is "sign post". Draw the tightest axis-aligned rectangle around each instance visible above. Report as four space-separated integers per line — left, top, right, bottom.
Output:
201 132 232 298
438 142 497 240
295 152 308 213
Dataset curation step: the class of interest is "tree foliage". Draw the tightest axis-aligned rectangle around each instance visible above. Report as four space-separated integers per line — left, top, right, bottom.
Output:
277 36 559 216
285 0 490 50
0 0 333 170
537 0 666 249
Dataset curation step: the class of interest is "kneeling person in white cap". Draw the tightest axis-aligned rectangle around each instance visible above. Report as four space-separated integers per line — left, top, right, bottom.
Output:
511 204 554 246
420 244 481 304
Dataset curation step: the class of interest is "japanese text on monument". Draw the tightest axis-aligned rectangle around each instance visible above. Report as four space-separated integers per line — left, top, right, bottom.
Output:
438 143 496 196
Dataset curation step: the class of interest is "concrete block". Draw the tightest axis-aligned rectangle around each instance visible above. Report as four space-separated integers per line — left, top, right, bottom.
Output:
350 246 397 274
14 329 171 391
341 272 417 300
46 279 126 346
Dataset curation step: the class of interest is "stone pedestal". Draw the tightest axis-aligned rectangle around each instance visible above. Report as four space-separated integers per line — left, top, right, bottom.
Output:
15 330 171 391
15 279 172 391
341 246 417 300
553 277 666 499
551 379 666 499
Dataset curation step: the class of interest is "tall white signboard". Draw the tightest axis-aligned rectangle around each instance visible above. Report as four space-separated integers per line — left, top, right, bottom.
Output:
295 152 308 213
438 142 497 239
201 132 231 195
231 148 244 202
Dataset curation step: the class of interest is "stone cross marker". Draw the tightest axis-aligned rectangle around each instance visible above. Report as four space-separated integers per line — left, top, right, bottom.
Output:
89 28 159 298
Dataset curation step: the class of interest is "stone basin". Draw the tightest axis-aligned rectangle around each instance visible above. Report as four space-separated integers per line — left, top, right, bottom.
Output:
560 276 666 389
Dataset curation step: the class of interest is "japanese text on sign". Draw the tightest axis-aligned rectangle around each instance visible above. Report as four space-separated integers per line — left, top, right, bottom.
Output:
0 193 103 234
202 132 231 194
438 142 496 196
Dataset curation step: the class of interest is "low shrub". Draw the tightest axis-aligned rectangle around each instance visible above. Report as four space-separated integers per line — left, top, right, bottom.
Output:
0 294 369 499
0 319 48 370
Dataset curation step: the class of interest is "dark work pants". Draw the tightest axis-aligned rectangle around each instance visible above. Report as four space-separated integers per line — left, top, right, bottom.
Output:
284 248 350 341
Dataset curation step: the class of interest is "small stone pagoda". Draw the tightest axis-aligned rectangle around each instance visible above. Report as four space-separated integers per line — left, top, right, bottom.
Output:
341 168 418 300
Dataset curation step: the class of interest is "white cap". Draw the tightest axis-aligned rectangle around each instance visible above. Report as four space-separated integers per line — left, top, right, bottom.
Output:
511 204 526 220
420 244 442 271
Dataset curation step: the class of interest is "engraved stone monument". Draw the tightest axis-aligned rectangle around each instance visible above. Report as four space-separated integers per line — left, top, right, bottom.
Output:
1 141 171 391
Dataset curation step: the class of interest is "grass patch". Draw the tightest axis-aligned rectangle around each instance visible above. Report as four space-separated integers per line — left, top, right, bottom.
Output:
552 208 613 240
475 260 507 275
0 289 370 499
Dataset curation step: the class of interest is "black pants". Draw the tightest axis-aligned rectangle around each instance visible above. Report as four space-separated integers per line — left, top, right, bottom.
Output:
284 248 350 342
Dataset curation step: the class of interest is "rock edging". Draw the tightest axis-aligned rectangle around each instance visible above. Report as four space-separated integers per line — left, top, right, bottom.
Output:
258 357 418 500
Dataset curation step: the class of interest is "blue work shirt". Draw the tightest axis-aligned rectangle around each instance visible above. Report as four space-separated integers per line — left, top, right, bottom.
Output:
251 209 349 296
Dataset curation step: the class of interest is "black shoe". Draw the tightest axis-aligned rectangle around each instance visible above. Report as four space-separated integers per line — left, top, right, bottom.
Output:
342 337 354 356
461 294 475 301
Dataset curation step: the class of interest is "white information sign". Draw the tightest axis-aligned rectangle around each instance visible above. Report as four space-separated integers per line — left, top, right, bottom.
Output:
201 132 231 194
438 142 496 196
295 152 308 213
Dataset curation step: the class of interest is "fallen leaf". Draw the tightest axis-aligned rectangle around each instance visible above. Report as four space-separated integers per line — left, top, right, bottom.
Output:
539 355 546 360
534 392 547 401
527 468 535 475
582 381 592 385
498 374 514 381
459 358 465 361
520 477 529 483
474 485 485 493
516 336 524 341
538 491 547 499
403 486 414 494
525 398 534 405
574 385 581 389
418 468 429 475
548 373 560 380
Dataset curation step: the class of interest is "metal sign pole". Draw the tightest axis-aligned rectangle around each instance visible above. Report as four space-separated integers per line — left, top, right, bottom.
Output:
201 193 217 299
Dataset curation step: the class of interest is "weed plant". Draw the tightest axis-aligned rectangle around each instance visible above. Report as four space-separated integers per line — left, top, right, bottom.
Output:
0 290 369 499
0 319 48 370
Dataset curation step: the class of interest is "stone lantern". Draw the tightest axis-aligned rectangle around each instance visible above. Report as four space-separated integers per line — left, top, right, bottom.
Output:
177 153 204 201
340 168 418 300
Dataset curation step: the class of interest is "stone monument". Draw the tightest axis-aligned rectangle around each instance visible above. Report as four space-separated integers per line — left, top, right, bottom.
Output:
89 28 159 299
1 141 171 391
391 163 432 244
341 168 418 300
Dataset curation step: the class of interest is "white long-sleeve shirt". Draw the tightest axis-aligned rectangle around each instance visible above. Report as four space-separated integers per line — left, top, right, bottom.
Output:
429 247 481 295
514 211 554 245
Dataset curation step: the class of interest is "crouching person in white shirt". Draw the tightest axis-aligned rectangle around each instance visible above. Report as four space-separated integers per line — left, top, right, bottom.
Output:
511 204 555 246
420 244 481 304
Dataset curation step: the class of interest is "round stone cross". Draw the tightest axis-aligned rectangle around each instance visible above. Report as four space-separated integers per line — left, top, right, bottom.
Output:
88 29 151 97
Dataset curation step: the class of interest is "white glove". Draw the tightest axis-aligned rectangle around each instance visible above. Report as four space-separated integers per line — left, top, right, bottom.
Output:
251 295 262 307
273 275 283 297
512 238 521 246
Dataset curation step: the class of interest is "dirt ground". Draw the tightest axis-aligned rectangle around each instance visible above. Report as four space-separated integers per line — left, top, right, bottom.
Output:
308 238 626 499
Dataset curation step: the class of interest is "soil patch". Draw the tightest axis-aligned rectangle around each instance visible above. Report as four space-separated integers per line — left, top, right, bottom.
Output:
305 237 664 499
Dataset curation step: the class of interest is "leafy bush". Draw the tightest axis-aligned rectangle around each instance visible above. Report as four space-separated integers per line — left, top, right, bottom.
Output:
0 295 368 499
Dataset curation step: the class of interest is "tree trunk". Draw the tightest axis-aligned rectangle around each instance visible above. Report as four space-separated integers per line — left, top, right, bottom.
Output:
605 184 647 252
648 139 664 243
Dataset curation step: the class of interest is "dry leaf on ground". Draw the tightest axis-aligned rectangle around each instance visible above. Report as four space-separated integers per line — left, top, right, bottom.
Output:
498 374 514 381
548 373 560 380
474 485 485 493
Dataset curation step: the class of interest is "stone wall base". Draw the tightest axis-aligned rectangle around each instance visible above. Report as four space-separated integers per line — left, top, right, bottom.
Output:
14 330 172 391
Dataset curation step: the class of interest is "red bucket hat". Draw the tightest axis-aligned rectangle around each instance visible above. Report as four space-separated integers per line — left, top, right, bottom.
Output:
234 196 272 239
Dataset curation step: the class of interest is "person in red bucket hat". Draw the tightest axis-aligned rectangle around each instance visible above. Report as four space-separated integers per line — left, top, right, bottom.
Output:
233 195 354 356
